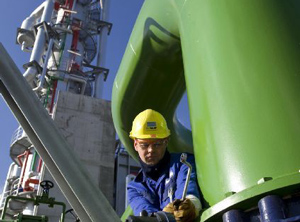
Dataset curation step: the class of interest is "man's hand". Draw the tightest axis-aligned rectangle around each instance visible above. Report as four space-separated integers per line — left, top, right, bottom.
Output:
163 199 196 222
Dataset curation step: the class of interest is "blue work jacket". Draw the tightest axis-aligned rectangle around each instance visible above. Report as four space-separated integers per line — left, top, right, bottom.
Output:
127 153 200 215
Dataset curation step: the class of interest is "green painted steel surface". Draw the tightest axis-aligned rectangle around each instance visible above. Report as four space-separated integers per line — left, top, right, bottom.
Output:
121 206 133 222
112 0 300 220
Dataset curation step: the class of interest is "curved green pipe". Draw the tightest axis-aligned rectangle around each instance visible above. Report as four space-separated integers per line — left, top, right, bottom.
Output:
112 0 300 221
112 1 193 160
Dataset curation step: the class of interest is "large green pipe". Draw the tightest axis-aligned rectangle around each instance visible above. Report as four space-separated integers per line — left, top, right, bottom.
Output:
112 0 300 221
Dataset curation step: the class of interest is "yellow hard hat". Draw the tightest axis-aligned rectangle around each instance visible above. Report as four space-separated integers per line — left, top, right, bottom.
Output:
129 109 171 139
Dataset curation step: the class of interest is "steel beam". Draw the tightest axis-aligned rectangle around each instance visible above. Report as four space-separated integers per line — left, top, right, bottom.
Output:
0 43 120 222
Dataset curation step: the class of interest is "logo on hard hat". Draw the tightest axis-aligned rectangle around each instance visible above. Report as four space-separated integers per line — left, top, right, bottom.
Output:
146 122 157 130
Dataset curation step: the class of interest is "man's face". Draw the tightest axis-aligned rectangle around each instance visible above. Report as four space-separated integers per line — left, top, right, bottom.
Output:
134 138 168 166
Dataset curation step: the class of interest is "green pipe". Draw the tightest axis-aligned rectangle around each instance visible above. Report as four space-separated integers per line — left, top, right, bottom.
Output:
112 0 300 221
58 17 71 68
0 195 66 221
30 151 37 171
58 33 67 68
121 206 133 222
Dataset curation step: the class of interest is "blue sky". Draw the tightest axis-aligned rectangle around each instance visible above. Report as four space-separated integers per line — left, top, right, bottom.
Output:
0 1 190 192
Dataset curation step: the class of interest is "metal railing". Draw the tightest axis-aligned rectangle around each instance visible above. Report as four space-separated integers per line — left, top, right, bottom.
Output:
0 190 10 210
0 177 20 210
10 125 24 145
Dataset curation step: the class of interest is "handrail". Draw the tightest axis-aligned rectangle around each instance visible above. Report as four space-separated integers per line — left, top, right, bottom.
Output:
10 126 24 145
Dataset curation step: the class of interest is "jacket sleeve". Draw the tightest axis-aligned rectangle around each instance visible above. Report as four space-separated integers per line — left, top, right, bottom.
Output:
127 183 160 215
174 154 200 200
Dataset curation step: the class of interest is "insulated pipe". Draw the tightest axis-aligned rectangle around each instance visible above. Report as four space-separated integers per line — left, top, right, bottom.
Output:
17 1 47 50
40 0 54 22
23 0 54 84
22 202 35 216
0 43 120 222
33 38 54 92
20 1 47 30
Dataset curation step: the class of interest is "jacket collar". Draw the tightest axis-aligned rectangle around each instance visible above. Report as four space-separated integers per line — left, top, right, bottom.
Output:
138 151 170 181
135 151 171 184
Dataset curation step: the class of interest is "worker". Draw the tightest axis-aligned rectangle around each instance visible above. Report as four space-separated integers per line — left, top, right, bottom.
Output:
127 109 202 222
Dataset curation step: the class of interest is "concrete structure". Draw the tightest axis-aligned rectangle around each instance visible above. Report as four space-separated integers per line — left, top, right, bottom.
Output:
37 91 116 221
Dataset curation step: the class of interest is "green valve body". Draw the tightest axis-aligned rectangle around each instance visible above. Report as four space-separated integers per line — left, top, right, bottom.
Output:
112 0 300 221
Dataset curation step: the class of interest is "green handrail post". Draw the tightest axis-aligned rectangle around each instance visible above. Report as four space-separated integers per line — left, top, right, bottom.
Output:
0 194 66 222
